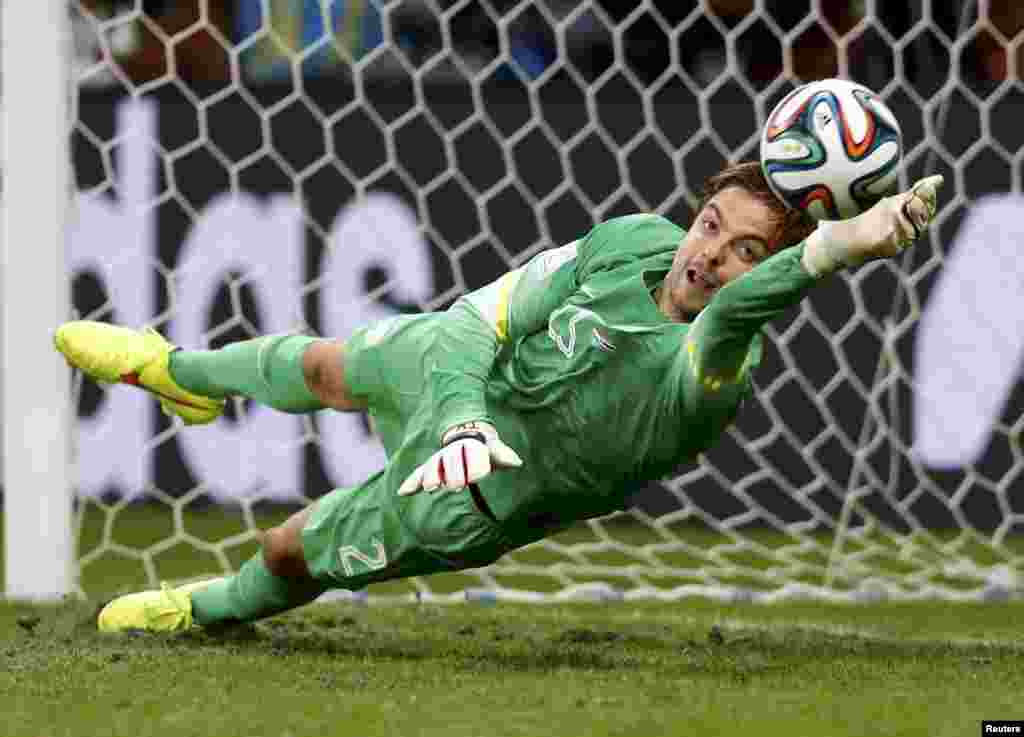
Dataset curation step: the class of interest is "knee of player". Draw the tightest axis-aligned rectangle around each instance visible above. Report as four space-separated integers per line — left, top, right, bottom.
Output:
302 340 363 412
261 525 308 578
301 341 329 394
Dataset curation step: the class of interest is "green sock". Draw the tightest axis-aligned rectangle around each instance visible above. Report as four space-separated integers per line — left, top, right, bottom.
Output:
190 554 326 626
168 335 324 413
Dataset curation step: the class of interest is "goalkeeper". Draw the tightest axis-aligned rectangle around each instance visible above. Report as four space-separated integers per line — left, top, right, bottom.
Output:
55 163 942 633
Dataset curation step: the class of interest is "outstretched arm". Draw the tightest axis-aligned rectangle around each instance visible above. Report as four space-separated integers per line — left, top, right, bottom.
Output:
685 175 943 395
684 244 815 394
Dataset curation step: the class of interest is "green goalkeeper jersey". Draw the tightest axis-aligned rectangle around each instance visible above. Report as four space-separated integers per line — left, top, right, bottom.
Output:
416 213 817 546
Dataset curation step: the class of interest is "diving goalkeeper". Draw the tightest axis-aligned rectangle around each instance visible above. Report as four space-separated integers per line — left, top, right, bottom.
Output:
54 163 942 633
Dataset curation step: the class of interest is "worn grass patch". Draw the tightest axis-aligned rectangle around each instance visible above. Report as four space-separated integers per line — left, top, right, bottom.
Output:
1 598 1022 737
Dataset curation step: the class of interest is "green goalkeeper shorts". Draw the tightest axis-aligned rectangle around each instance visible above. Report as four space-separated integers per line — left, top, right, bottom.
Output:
341 313 442 455
301 313 516 590
300 470 516 590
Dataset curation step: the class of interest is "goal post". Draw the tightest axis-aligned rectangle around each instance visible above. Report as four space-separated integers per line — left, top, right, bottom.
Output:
2 0 74 600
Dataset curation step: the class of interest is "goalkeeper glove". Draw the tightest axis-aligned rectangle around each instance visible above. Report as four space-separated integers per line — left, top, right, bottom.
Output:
398 421 523 496
801 174 944 277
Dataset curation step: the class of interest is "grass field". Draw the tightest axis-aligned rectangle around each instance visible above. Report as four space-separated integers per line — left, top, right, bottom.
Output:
2 505 1023 736
1 598 1023 736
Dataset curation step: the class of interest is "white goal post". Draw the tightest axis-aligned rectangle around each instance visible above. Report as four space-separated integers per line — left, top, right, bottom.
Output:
2 0 74 600
4 0 1023 604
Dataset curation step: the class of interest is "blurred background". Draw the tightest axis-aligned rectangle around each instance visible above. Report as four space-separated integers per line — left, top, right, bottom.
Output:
70 1 1022 92
2 0 1023 599
61 0 1024 243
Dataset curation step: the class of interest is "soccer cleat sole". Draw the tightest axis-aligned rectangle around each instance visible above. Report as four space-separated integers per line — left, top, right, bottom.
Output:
121 369 222 424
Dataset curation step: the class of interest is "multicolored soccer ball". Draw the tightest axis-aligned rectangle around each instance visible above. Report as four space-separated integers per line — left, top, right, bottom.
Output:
760 78 902 221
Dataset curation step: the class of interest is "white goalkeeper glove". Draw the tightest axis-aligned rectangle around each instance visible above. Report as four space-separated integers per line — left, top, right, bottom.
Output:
801 174 944 277
398 421 523 496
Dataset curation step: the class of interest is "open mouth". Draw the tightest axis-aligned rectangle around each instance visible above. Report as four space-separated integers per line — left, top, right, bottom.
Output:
686 266 718 292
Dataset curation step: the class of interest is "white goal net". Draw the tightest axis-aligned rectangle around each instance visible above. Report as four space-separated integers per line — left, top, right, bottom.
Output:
51 0 1024 603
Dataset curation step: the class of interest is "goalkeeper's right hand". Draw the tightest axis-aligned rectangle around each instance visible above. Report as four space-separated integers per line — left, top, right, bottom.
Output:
801 175 944 277
398 421 523 496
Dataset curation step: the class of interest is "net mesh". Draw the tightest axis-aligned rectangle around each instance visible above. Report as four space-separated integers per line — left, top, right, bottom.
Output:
65 0 1024 602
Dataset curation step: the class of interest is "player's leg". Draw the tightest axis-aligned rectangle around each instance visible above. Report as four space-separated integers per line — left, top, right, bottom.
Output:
167 334 366 413
90 313 486 633
185 505 327 627
98 496 336 633
54 322 366 424
300 339 367 412
97 454 514 633
96 503 325 633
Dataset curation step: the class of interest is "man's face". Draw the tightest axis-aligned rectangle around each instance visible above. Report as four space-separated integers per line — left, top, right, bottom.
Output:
658 186 780 321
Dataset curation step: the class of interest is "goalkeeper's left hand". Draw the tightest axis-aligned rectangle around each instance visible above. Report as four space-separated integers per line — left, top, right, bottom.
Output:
398 421 523 496
801 174 944 277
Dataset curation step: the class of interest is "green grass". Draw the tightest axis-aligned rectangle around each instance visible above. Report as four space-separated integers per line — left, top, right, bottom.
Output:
2 503 1024 735
1 598 1022 736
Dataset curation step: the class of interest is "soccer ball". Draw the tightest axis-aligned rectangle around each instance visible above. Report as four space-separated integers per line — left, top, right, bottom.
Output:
760 78 902 221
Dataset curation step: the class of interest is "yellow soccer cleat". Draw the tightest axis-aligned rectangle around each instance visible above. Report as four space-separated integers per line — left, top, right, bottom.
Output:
54 321 224 425
97 578 224 634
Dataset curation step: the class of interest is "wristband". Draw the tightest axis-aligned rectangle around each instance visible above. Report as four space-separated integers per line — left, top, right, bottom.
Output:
442 420 490 446
801 221 842 277
444 430 488 446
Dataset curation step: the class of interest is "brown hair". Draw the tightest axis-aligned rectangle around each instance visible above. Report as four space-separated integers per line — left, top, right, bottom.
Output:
698 161 816 251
